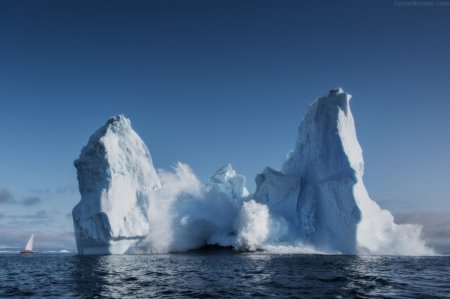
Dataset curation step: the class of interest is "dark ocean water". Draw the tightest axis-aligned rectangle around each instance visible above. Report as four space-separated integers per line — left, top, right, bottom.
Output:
0 252 449 298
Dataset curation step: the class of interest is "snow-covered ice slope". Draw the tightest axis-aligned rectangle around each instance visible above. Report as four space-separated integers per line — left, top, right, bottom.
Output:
72 115 160 254
255 88 433 255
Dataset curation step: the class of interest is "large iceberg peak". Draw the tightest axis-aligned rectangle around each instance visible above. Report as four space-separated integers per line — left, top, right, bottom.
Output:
73 115 160 254
74 115 160 195
283 88 362 181
249 88 363 253
254 87 433 255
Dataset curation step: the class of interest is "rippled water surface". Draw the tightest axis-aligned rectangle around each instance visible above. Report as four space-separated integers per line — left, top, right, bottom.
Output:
0 253 449 298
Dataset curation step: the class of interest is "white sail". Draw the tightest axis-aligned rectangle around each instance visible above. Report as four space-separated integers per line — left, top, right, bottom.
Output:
24 234 34 251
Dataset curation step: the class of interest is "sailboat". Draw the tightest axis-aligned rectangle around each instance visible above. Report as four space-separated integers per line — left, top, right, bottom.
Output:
20 234 36 254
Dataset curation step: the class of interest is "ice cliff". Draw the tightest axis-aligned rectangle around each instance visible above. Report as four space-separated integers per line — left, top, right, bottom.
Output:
73 89 434 255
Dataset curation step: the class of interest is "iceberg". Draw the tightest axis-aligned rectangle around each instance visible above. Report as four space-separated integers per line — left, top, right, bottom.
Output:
254 87 433 255
72 115 160 254
72 88 434 255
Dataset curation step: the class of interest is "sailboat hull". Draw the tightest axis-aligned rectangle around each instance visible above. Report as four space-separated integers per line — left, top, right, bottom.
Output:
19 250 35 254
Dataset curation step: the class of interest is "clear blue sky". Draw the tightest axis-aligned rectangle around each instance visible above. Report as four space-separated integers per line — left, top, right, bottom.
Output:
1 0 449 250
